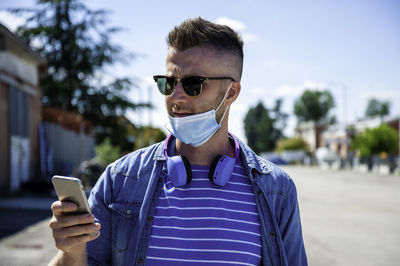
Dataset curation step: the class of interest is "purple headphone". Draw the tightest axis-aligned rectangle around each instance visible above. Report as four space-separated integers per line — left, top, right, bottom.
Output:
163 133 240 187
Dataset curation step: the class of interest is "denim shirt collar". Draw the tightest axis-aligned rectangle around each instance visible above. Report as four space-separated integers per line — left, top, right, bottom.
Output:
153 141 165 161
236 137 272 176
152 137 272 177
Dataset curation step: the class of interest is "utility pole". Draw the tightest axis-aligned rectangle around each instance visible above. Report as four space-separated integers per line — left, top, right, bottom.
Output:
327 81 348 167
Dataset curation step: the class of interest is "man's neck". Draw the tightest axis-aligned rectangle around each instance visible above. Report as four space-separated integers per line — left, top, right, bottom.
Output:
175 128 234 166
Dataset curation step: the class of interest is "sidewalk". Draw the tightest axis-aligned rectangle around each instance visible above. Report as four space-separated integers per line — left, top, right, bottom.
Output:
0 196 58 266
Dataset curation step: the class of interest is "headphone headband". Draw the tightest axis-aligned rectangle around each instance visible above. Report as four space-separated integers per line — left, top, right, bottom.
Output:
164 133 239 160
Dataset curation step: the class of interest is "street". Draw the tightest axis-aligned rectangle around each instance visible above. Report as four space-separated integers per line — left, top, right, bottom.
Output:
282 166 400 266
0 166 399 265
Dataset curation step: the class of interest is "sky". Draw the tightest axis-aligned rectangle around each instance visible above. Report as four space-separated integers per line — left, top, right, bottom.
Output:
1 0 399 143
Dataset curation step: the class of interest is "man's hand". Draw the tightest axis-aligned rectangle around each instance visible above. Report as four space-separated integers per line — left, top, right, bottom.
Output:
49 201 101 265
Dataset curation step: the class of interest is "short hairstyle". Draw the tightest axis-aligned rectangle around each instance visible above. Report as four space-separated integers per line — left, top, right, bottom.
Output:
167 17 244 78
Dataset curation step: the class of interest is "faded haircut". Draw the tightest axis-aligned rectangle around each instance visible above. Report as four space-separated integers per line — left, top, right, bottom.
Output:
167 17 244 78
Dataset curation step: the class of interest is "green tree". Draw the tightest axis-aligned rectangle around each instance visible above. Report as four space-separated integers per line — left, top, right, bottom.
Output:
294 89 335 123
276 137 309 153
243 100 287 154
95 138 121 167
11 0 149 151
365 98 390 119
271 99 288 138
351 124 398 158
133 126 167 151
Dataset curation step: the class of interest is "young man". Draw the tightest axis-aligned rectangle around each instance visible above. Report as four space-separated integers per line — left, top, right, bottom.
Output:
49 17 307 266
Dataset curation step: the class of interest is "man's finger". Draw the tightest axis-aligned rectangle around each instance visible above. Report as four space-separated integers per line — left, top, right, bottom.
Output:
51 201 78 215
50 213 94 229
53 223 101 239
54 231 101 251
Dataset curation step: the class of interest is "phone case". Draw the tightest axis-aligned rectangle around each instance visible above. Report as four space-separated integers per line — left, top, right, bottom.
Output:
52 175 91 214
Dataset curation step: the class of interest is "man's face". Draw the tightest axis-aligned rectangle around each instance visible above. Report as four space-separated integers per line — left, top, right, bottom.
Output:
164 46 233 121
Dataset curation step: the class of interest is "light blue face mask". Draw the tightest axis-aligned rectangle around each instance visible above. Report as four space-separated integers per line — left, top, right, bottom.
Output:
165 82 232 147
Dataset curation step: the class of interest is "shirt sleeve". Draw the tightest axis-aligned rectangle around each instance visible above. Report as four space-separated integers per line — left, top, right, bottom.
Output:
279 178 308 266
87 166 113 265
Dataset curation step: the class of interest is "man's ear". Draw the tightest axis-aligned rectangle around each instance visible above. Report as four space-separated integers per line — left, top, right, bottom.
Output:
227 81 241 104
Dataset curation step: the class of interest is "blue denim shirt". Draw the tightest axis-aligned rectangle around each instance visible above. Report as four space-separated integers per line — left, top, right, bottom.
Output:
87 138 307 266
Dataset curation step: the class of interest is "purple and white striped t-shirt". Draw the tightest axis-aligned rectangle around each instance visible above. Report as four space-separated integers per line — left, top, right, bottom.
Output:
146 159 262 265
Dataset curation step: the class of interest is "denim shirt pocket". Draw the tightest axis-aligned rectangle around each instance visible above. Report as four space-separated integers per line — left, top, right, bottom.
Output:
109 201 142 254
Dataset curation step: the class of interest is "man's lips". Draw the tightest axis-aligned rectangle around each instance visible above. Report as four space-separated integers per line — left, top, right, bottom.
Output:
173 112 193 117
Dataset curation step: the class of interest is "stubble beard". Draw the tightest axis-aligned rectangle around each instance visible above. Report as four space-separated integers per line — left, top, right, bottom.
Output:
167 86 228 122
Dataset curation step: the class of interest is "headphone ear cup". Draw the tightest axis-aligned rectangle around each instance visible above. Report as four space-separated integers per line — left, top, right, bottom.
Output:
209 155 235 186
209 155 223 183
167 155 192 187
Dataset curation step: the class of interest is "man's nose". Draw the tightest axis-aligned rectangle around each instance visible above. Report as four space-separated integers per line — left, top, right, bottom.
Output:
170 81 187 101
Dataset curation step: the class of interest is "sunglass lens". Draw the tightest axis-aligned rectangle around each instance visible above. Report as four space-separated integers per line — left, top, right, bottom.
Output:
156 77 174 95
182 77 202 96
156 77 167 95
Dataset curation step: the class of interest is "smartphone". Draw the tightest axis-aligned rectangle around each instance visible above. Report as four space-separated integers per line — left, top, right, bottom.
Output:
52 175 91 215
52 175 97 236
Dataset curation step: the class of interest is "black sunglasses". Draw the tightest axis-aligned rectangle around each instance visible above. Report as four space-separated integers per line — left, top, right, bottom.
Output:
153 75 234 96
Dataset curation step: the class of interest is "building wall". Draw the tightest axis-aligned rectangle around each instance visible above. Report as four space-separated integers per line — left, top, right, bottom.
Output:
0 50 39 87
296 121 316 154
29 83 42 180
0 81 9 192
0 24 45 193
0 60 42 192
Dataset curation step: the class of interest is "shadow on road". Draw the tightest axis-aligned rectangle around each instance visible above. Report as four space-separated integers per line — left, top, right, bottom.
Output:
0 209 52 239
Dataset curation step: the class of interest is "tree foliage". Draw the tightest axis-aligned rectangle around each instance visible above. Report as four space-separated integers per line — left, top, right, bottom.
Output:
276 137 309 153
351 124 398 158
365 98 390 118
243 100 288 154
95 138 121 167
294 89 335 123
11 0 149 151
133 126 167 151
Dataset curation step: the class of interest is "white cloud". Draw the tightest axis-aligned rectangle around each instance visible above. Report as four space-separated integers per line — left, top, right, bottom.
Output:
215 16 246 32
249 87 266 96
302 80 327 90
248 83 302 100
0 10 25 32
231 102 248 113
363 88 400 101
274 84 300 98
215 16 258 43
242 33 259 43
272 81 328 99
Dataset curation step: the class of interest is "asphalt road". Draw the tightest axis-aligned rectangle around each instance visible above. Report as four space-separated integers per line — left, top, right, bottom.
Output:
0 209 52 239
281 166 400 266
0 166 399 266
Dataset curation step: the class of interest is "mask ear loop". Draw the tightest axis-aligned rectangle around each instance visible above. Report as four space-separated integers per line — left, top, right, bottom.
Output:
216 81 233 124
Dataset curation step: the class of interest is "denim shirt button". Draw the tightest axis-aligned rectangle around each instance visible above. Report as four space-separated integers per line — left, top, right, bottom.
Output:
126 210 131 215
269 231 277 238
137 258 143 264
257 190 262 195
158 178 163 184
148 216 153 222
